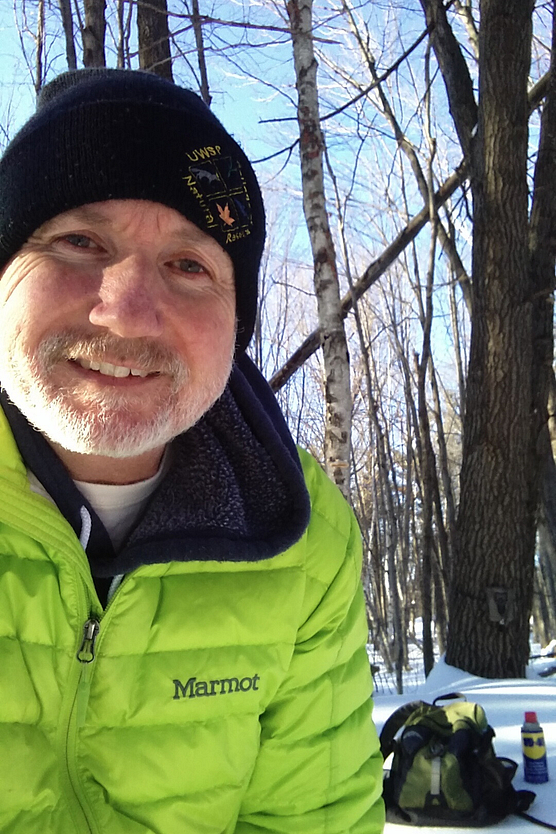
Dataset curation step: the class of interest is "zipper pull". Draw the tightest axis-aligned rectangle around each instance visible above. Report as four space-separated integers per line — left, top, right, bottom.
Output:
77 618 100 663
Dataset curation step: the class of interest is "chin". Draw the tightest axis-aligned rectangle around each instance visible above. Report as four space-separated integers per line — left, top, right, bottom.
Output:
39 411 188 459
1 354 232 459
31 389 226 459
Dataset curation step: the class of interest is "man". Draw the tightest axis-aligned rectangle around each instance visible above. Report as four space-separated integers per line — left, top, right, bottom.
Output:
0 69 384 833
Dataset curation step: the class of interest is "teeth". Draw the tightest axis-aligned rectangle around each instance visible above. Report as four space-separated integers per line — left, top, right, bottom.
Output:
103 363 129 378
76 358 150 378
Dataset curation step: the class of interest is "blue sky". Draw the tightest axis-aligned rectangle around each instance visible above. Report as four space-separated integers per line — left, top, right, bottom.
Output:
0 1 298 167
0 3 37 139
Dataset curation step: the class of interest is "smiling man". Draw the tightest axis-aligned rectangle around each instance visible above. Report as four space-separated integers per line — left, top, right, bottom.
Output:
0 69 384 834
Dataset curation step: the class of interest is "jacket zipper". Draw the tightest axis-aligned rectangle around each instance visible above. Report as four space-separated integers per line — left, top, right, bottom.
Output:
77 618 100 663
61 612 100 834
65 579 129 829
75 618 101 733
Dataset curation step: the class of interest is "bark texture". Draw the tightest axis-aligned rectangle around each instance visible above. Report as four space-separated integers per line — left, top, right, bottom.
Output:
82 0 106 67
58 0 77 70
446 0 536 677
137 0 173 81
191 0 211 104
286 0 351 497
419 0 477 160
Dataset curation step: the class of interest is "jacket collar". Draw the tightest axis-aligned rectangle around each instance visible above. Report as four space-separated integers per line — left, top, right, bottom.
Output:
0 354 311 577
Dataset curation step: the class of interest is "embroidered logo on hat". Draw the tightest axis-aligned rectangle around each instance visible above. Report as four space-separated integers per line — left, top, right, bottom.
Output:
183 153 253 243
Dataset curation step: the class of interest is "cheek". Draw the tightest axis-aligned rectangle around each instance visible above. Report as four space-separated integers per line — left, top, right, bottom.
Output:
174 295 237 355
0 286 52 354
1 270 93 349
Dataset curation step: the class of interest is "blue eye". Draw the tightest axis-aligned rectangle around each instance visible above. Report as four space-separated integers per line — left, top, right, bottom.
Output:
176 259 206 273
63 234 96 248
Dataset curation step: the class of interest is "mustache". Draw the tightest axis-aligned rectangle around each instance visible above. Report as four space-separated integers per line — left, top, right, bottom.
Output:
36 331 187 379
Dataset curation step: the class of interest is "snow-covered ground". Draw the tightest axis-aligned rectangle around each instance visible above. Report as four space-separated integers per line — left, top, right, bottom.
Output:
372 654 556 832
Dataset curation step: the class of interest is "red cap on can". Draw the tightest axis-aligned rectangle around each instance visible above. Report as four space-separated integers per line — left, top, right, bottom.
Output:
525 711 538 723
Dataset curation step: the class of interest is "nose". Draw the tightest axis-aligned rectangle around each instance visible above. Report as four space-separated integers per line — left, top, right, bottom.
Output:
88 256 164 338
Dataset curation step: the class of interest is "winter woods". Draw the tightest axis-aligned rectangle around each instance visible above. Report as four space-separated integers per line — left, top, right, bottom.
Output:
2 0 556 685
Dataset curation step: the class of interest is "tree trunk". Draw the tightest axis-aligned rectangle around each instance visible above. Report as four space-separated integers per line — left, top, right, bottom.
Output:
538 372 556 638
81 0 106 68
416 256 437 676
58 0 77 70
529 3 556 618
191 0 211 104
537 511 556 644
419 0 477 160
286 0 351 497
35 0 46 94
137 0 173 81
446 0 535 678
429 358 456 581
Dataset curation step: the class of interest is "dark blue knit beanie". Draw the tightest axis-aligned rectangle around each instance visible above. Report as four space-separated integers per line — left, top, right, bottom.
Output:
0 69 265 353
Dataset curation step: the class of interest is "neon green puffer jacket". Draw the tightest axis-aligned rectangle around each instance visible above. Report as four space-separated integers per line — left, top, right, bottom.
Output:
0 409 384 833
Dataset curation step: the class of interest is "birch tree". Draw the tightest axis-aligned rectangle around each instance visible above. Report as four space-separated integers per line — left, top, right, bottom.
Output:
286 0 352 497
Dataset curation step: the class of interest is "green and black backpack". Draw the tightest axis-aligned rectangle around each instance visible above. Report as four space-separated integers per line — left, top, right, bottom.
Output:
380 692 536 827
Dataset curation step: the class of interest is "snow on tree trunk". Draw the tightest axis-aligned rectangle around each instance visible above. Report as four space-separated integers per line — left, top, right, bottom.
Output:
286 0 351 498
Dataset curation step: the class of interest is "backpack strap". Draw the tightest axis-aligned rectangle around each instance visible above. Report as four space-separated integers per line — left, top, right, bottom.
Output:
518 811 556 831
379 700 429 760
431 691 467 705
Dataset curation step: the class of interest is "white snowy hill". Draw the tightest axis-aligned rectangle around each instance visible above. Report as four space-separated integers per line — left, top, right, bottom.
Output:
373 657 556 832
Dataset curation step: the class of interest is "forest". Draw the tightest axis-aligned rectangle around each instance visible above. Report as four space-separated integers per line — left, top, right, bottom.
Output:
1 0 555 689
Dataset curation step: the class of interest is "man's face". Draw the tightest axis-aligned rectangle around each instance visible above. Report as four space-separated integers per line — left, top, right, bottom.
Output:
0 200 236 461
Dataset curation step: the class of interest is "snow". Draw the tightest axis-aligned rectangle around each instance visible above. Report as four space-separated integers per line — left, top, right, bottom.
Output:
372 656 556 832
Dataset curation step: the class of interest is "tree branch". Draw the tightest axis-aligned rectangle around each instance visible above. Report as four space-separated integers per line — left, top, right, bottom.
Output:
269 163 467 391
419 0 478 160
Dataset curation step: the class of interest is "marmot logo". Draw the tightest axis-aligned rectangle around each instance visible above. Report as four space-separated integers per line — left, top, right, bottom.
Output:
173 675 260 700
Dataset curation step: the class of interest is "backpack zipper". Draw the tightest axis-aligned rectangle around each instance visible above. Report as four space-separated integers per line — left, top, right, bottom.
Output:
430 756 442 796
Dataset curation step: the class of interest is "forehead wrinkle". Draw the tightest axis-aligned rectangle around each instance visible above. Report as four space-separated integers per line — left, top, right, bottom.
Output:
36 205 115 237
37 203 213 247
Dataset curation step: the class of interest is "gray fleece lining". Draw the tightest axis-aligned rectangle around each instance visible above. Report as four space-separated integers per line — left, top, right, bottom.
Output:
127 389 290 546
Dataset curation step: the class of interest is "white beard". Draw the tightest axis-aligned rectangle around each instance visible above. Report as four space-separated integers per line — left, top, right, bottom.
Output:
0 330 233 458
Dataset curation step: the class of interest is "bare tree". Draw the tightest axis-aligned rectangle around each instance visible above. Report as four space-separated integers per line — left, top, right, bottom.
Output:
189 0 211 104
137 0 173 80
82 0 106 67
35 0 46 93
58 0 77 70
286 0 352 497
447 0 539 677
